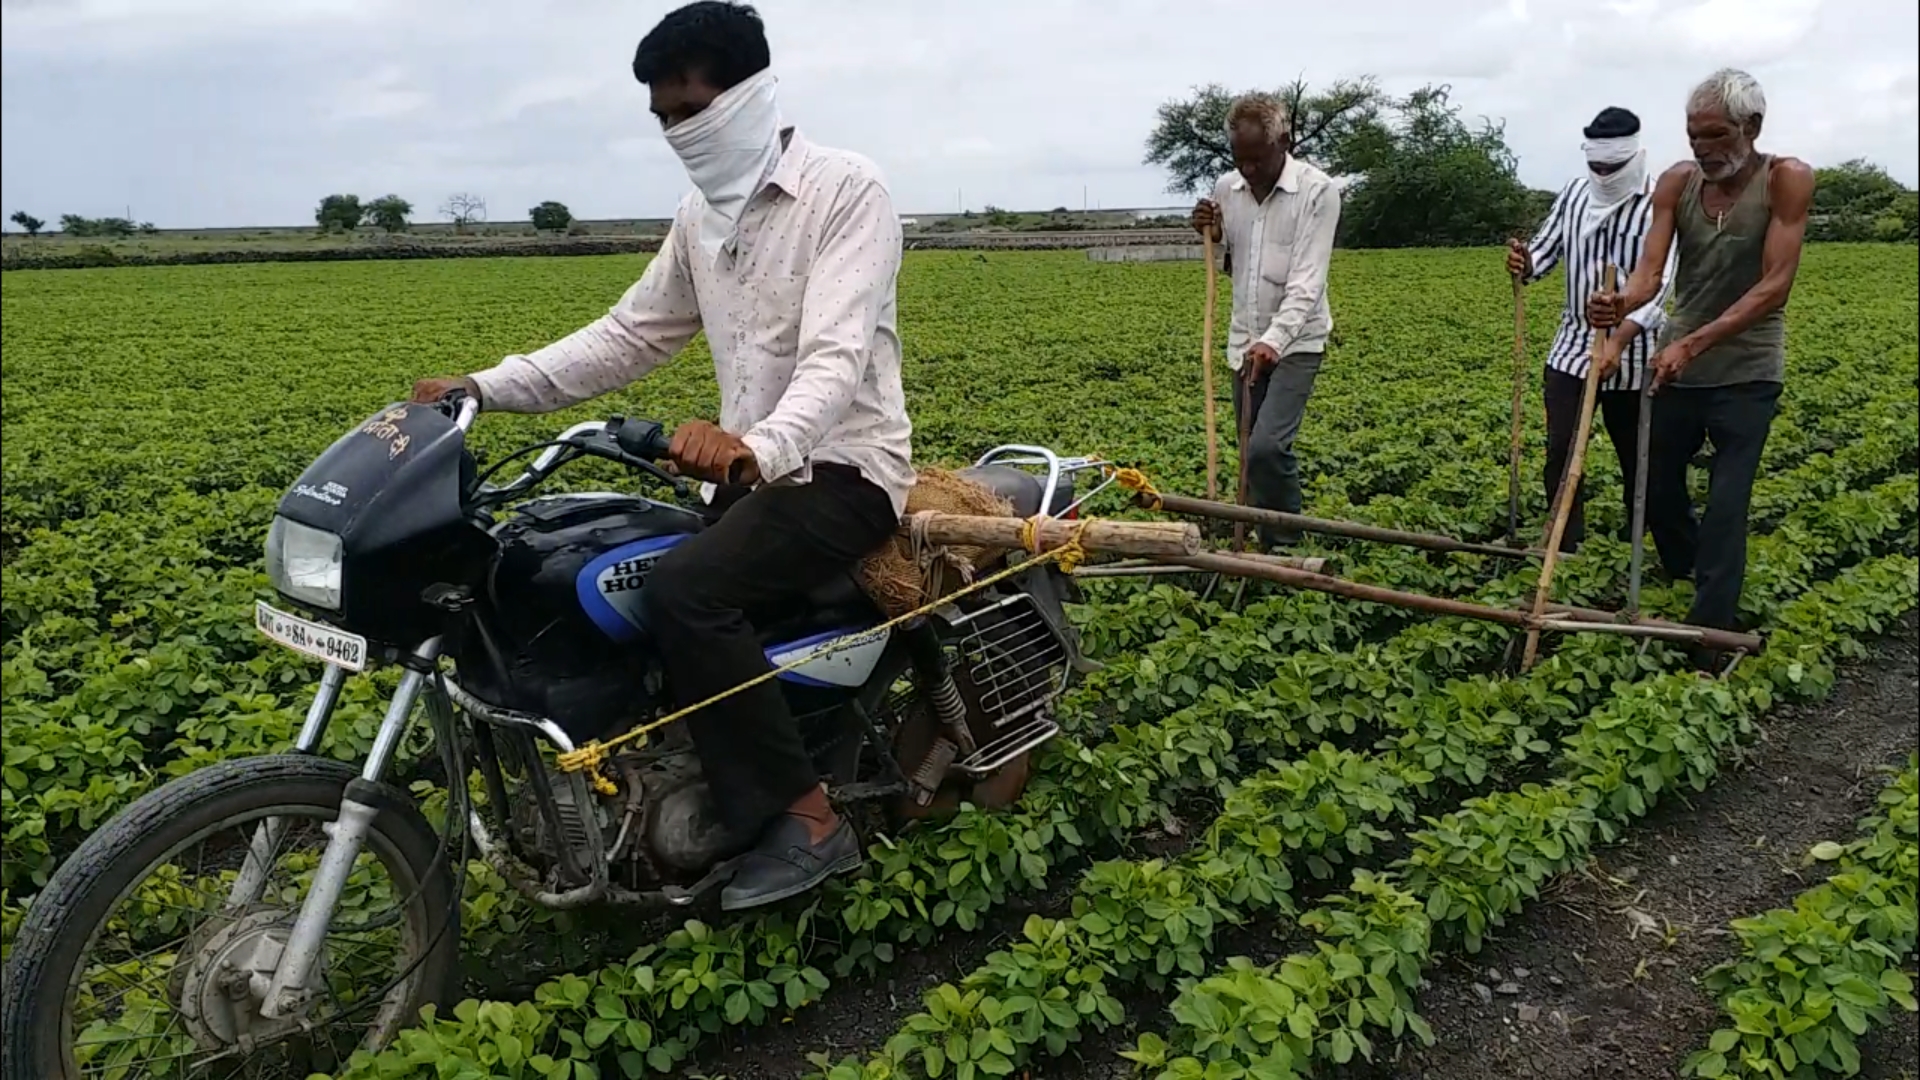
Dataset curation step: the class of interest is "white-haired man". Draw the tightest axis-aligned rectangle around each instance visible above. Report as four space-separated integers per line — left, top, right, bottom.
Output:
1591 68 1814 663
1506 105 1676 554
1191 92 1342 548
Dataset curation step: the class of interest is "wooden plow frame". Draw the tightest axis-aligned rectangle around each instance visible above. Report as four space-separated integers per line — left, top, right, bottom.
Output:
907 484 1764 660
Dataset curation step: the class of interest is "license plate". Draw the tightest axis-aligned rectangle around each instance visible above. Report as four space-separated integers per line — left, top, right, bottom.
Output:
255 600 368 672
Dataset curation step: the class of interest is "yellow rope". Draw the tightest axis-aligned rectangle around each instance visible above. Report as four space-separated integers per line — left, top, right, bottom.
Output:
1107 466 1163 510
553 515 1096 794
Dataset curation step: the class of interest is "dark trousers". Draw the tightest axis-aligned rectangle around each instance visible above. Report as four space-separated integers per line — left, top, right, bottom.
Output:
640 464 898 838
1231 352 1323 547
1542 369 1645 551
1645 381 1782 632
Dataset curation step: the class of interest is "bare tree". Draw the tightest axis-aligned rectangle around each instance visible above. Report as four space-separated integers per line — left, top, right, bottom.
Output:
439 193 487 233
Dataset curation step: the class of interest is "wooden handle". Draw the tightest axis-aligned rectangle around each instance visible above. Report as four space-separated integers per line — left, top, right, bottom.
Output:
905 512 1202 558
1523 264 1616 670
1201 232 1220 503
1507 274 1526 544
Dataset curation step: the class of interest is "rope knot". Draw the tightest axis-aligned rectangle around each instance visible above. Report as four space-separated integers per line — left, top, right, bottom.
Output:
1110 466 1163 510
555 741 619 795
1019 513 1094 574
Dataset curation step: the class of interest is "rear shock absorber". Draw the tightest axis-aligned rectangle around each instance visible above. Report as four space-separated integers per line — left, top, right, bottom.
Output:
904 621 974 805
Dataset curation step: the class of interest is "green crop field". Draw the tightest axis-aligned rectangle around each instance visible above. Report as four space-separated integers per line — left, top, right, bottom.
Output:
2 246 1916 1080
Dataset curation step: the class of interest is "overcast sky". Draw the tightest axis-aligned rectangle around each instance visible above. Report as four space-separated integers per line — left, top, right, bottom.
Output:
3 0 1915 229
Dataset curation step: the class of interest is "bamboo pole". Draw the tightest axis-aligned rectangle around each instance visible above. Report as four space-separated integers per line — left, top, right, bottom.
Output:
1137 491 1544 561
1170 551 1764 653
1201 231 1221 503
1088 553 1329 574
1522 264 1616 670
906 512 1200 558
1508 272 1527 544
1233 367 1253 554
1626 381 1655 616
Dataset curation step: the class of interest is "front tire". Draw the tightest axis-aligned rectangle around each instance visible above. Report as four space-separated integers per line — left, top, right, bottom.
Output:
2 754 461 1079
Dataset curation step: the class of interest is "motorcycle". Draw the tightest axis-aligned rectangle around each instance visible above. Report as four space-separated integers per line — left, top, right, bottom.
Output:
2 393 1100 1077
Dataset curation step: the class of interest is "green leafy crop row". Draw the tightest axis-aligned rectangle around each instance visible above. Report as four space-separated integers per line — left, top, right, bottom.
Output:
1681 755 1920 1080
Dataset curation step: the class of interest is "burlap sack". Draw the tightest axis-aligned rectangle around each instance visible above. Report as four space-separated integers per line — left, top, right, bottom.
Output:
857 468 1014 617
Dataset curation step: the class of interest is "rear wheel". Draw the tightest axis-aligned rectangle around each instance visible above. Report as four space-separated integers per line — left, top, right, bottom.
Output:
2 754 460 1079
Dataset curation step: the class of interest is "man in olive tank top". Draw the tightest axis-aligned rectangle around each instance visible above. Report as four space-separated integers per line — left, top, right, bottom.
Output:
1589 68 1815 665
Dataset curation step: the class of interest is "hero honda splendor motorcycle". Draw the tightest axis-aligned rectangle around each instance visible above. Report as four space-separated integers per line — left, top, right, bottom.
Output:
2 393 1101 1077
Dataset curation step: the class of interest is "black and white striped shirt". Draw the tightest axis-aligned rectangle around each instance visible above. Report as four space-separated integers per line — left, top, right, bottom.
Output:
1523 176 1677 392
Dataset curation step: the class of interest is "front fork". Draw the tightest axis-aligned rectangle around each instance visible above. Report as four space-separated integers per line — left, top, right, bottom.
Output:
231 638 443 1020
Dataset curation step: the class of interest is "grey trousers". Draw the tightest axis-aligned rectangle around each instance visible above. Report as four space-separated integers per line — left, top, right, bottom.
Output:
1231 351 1324 548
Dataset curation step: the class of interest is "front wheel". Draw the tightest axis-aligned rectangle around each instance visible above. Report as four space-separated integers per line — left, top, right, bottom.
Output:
2 754 461 1079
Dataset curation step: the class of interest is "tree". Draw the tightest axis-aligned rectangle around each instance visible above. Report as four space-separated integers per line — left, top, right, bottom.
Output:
1336 85 1533 249
529 200 573 233
440 192 486 232
1143 76 1391 196
57 214 137 238
1884 190 1919 243
9 211 44 236
366 195 413 233
315 194 365 232
1808 159 1914 242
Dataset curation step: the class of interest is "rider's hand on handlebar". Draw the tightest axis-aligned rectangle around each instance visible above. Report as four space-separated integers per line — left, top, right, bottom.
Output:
669 420 760 486
410 376 480 406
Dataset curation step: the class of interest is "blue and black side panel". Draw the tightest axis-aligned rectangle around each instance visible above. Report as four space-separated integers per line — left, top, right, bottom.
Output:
575 535 689 642
765 627 891 687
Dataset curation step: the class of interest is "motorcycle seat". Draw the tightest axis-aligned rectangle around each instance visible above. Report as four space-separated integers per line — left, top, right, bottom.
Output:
955 464 1076 519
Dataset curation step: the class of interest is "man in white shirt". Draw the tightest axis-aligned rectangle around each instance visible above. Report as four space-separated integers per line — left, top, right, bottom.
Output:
1190 92 1341 548
1505 106 1675 554
411 1 910 911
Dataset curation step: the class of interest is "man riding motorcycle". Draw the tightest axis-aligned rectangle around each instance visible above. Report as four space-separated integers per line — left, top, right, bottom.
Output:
411 0 912 911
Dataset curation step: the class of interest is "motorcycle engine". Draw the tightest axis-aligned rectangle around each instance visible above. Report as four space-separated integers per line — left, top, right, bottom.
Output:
512 741 739 884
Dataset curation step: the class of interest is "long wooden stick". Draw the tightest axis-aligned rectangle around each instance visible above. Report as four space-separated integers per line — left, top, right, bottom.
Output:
1507 273 1526 545
1523 264 1616 670
1232 366 1253 554
1626 381 1654 617
1201 232 1221 503
906 512 1200 558
1136 491 1545 561
1171 552 1763 653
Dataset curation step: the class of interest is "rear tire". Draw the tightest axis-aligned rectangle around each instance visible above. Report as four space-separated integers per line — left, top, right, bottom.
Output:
2 754 461 1079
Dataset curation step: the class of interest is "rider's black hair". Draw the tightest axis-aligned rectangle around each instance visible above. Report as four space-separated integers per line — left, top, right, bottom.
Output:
631 2 770 89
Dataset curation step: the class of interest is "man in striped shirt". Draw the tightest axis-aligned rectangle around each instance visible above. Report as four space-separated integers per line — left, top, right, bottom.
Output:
1505 106 1676 553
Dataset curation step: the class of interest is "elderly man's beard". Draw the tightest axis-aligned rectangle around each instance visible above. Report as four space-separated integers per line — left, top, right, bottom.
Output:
1699 144 1752 182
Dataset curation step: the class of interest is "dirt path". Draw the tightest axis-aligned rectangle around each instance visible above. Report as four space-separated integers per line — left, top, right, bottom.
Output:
1348 610 1920 1080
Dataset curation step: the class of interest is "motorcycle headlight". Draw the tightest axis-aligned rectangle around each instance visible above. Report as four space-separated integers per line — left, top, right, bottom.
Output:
266 517 344 611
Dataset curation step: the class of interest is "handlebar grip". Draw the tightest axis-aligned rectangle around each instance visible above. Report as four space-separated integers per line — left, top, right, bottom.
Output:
611 417 671 461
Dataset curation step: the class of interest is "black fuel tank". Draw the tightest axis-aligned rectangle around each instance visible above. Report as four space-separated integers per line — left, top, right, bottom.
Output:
486 493 707 657
461 493 705 741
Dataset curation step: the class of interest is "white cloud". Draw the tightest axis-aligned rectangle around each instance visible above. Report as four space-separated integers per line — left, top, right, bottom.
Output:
327 65 430 124
2 0 1913 227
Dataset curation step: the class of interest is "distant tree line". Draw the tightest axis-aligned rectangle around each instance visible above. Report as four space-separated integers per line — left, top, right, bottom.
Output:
8 113 1915 247
3 195 577 239
311 193 577 235
8 212 157 238
1144 78 1919 248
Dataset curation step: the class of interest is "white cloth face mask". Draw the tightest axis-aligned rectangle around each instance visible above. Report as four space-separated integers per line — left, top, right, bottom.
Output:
663 68 784 257
1580 134 1647 235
